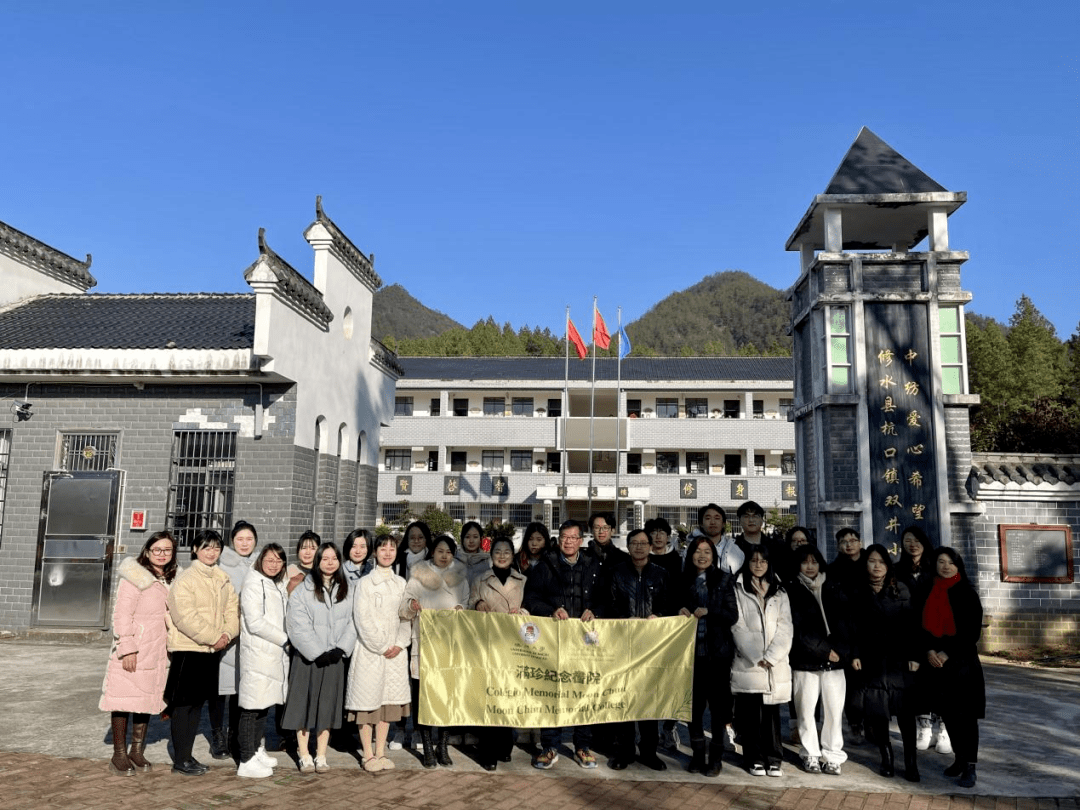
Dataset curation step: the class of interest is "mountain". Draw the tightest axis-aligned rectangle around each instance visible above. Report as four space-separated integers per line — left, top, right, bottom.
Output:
625 271 792 356
372 284 463 343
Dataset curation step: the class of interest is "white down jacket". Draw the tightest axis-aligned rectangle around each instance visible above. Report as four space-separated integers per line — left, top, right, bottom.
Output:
730 583 793 704
345 568 412 712
238 569 290 710
399 559 468 679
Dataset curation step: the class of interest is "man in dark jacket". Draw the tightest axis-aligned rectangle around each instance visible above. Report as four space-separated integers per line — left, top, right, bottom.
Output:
523 520 603 771
585 511 629 569
604 528 673 771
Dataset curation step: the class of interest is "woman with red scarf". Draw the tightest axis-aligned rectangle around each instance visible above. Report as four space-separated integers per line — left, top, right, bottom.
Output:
917 547 984 789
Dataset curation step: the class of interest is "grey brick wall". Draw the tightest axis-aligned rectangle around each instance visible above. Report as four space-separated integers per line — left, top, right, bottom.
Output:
355 464 378 528
822 406 859 502
944 407 974 502
0 381 307 633
952 499 1080 650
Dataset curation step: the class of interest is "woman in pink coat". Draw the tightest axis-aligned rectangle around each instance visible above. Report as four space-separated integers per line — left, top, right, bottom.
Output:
99 532 178 775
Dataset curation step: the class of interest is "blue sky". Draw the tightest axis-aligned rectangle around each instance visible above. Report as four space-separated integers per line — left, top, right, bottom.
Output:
2 1 1076 340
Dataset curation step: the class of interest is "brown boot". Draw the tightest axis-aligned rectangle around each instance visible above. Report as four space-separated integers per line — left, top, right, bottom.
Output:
109 714 135 776
128 720 153 771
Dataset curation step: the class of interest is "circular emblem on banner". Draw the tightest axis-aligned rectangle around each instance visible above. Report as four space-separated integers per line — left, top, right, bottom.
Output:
583 629 600 647
519 621 540 646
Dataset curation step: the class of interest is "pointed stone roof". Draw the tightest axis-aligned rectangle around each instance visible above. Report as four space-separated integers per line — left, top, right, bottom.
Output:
825 127 946 194
786 128 966 252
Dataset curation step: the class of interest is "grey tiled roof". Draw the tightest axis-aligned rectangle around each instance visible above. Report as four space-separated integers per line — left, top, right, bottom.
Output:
0 294 255 350
970 456 1080 487
825 127 947 195
399 356 794 382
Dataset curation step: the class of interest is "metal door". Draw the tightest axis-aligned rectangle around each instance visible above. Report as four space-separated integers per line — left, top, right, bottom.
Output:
31 470 122 627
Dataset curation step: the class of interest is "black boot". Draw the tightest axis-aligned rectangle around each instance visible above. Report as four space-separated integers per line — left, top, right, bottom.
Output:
109 714 135 776
904 752 920 782
419 728 437 769
704 744 724 777
436 729 453 766
944 759 965 777
687 739 706 773
210 727 230 760
958 763 977 788
879 742 895 777
128 719 152 772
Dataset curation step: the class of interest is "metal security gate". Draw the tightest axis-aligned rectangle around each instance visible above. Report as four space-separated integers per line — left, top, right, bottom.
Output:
31 470 122 627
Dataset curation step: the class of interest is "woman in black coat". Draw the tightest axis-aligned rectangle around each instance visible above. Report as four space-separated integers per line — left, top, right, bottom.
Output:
677 536 738 776
851 543 920 782
787 544 852 775
916 547 985 789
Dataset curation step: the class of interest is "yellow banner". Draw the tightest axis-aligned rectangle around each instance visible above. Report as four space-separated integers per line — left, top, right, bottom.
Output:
417 610 695 727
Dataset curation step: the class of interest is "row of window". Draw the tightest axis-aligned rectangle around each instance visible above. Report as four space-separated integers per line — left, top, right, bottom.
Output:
385 449 796 476
394 396 795 419
396 397 563 417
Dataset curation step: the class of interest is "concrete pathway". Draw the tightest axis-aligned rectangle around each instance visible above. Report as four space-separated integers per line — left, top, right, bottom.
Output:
0 639 1076 809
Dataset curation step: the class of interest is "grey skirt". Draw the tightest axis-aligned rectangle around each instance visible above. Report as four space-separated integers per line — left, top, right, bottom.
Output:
280 655 345 731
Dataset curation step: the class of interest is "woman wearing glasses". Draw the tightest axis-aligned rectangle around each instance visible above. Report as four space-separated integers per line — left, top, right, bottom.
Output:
99 532 178 775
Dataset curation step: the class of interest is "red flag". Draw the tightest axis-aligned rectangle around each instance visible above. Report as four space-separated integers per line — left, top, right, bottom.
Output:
567 318 588 359
593 308 611 350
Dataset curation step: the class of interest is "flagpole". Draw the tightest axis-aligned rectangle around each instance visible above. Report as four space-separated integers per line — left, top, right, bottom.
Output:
588 297 597 520
614 306 623 530
562 306 570 523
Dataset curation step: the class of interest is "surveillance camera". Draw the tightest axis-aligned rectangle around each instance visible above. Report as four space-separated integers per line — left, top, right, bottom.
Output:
13 400 31 410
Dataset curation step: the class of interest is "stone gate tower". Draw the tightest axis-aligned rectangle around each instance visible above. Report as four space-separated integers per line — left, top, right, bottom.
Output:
786 128 980 552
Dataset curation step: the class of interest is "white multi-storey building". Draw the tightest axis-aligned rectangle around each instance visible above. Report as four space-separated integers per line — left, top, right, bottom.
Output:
377 356 796 533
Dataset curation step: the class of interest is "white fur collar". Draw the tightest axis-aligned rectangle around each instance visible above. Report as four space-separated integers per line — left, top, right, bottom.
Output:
412 559 466 590
118 555 165 590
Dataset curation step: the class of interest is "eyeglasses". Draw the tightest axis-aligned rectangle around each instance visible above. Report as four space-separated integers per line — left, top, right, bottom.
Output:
149 547 173 556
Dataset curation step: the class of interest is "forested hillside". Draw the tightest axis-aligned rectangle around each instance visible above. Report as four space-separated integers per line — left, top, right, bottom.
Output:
372 284 462 342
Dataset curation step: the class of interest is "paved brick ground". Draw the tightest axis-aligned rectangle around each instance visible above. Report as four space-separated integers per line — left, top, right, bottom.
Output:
1 753 1077 810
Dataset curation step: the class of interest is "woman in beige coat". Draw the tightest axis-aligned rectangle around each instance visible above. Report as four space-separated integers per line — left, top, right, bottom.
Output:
164 530 240 776
468 538 528 770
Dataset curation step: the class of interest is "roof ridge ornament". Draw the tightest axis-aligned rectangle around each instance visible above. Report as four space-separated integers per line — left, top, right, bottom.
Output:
247 227 333 327
307 196 382 291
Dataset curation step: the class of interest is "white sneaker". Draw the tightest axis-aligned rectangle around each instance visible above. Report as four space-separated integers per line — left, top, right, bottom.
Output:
255 745 278 767
237 757 274 778
934 726 953 755
916 721 932 751
314 755 330 773
663 727 681 750
724 724 738 751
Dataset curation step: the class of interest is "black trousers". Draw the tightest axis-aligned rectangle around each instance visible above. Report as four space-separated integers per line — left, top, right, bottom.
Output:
734 694 782 767
170 702 205 762
238 707 269 763
688 659 732 744
939 710 979 764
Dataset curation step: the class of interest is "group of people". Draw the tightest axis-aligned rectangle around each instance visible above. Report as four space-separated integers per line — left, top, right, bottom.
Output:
98 504 984 789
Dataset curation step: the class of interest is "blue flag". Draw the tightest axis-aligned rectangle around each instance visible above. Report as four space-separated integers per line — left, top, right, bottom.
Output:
618 327 631 358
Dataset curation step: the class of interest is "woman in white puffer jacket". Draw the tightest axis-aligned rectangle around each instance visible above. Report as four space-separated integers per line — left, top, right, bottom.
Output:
730 543 793 778
236 544 290 778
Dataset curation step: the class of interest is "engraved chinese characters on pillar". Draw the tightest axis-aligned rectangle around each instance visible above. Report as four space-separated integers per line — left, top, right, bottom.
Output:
864 304 940 546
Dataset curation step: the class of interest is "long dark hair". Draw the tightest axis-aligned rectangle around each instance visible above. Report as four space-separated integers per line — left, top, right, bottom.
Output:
897 526 935 575
931 546 970 583
460 521 484 552
739 543 782 597
136 531 178 583
343 528 373 563
682 535 718 584
254 543 287 583
296 530 321 561
864 542 901 596
403 521 432 551
310 542 348 604
519 521 552 570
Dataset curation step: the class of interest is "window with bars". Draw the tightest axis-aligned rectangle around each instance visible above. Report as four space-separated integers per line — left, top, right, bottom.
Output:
656 506 682 527
447 502 466 524
381 502 407 525
384 449 411 470
508 503 534 527
166 430 237 548
0 429 10 548
59 432 119 471
939 305 967 395
480 503 502 523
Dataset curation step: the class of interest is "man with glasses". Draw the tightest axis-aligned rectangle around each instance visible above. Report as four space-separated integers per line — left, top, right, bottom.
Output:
603 528 673 771
523 520 603 771
585 512 628 569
